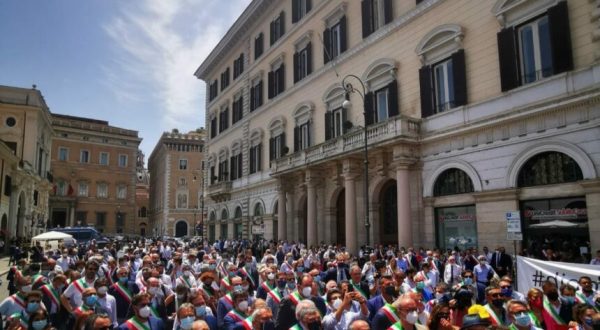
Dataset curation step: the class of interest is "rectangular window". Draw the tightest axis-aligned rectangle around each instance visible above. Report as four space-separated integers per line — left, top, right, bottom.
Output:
331 24 341 59
96 212 106 227
375 88 389 123
518 16 553 84
99 152 109 166
294 43 312 83
249 144 262 174
435 205 477 251
292 0 311 23
255 33 264 60
78 182 88 197
97 183 108 198
232 96 243 124
362 0 392 38
218 160 229 181
324 16 347 64
220 68 230 91
117 185 127 199
219 108 229 132
118 154 128 167
270 133 286 161
179 159 188 170
58 147 68 161
116 212 125 227
209 80 218 101
268 65 285 99
230 153 243 180
333 108 344 138
210 117 218 138
433 58 455 113
250 80 263 111
80 150 90 163
76 211 87 226
300 123 310 150
233 53 245 79
270 12 285 45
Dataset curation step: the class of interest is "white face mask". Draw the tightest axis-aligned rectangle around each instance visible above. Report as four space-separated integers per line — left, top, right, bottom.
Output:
435 292 444 300
267 273 275 280
148 287 159 296
184 270 192 277
237 301 248 312
21 285 32 293
332 298 342 310
97 286 108 295
301 286 312 298
406 311 419 325
138 306 151 318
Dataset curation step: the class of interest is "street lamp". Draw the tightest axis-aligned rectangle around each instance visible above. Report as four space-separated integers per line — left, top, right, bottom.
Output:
342 74 371 247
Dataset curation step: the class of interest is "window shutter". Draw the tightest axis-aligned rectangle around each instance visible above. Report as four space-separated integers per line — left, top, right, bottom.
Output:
240 53 244 73
325 111 332 141
230 156 235 180
306 42 312 75
451 49 468 107
293 51 299 83
292 0 299 23
238 156 242 178
279 132 286 156
306 0 312 13
342 107 348 134
307 121 311 146
250 86 255 111
384 0 393 24
269 137 275 162
387 79 399 117
323 27 331 64
268 71 274 99
294 126 300 152
419 65 434 118
548 1 573 74
258 80 263 106
250 148 255 174
270 21 275 45
210 166 215 184
364 92 374 126
257 144 262 171
497 27 519 92
278 64 285 93
340 15 347 53
361 0 373 38
280 11 285 35
255 35 260 59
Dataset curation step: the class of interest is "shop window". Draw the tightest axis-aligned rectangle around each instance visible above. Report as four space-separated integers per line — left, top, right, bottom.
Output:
435 205 477 251
221 223 228 238
235 223 243 239
433 168 474 197
517 152 583 188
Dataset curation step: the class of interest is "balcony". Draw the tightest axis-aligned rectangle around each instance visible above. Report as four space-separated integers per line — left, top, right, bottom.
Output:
207 181 232 202
272 115 420 175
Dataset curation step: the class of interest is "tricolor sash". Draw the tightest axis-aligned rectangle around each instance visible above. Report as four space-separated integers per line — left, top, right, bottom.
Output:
32 274 46 286
113 282 133 303
222 293 233 306
289 324 302 330
240 316 253 330
388 321 404 330
350 280 368 299
73 304 93 316
226 309 246 323
261 282 282 304
10 293 27 309
239 267 256 287
41 284 61 308
288 291 303 306
200 285 214 298
382 303 401 324
543 296 566 326
221 276 231 289
150 305 160 318
575 291 596 310
125 316 151 330
72 278 90 293
9 312 28 329
528 311 541 327
179 276 193 288
484 304 504 326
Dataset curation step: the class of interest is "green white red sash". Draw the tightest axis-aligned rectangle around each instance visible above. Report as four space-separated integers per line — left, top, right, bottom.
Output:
72 278 90 293
388 321 404 330
382 303 401 324
9 312 28 329
289 324 302 330
240 315 253 330
113 282 133 303
350 280 368 299
179 275 193 288
73 304 92 316
201 285 214 298
484 304 504 326
289 291 303 306
221 276 231 289
227 309 246 323
125 316 151 330
222 292 233 306
543 296 566 325
10 293 26 309
239 267 256 287
41 284 61 308
32 274 46 286
575 291 596 310
261 282 282 304
528 311 541 327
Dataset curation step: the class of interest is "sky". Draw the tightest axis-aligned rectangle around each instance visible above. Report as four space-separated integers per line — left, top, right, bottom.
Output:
0 0 251 163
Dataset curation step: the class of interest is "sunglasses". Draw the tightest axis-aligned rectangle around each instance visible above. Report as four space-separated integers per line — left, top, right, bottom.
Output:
490 293 503 298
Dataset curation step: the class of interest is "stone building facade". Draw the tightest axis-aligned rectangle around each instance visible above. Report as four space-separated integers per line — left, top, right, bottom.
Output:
49 114 142 235
0 85 54 239
195 0 600 254
148 130 205 237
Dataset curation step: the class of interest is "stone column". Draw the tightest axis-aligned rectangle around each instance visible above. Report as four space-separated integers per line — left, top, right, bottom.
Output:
306 171 318 248
396 163 413 248
69 203 76 226
277 183 287 241
344 174 358 254
582 180 600 251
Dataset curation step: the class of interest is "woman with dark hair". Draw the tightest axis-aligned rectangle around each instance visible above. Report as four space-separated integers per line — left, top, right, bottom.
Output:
569 303 597 330
26 309 52 330
427 303 457 330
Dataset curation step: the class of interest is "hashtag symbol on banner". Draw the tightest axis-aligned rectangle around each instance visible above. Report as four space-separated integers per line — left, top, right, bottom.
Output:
532 270 544 286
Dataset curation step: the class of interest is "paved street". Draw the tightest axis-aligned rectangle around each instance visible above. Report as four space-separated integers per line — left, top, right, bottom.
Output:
0 257 13 301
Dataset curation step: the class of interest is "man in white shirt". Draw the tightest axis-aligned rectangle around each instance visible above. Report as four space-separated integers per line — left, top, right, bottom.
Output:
443 256 462 287
94 277 118 328
60 260 99 312
56 249 73 272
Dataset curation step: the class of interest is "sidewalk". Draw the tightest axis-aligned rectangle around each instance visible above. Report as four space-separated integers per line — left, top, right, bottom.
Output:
0 256 11 276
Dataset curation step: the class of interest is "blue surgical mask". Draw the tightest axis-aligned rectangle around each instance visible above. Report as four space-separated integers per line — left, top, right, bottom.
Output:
32 319 47 330
209 264 216 270
229 271 236 277
584 317 593 326
416 282 425 290
514 312 531 327
563 296 575 304
119 276 129 284
180 316 195 329
195 305 207 317
464 278 473 286
27 302 40 313
287 282 296 290
501 287 512 297
85 294 98 306
234 285 243 292
297 266 304 272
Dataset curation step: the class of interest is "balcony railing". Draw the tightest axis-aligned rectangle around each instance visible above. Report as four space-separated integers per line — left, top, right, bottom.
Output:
272 115 420 174
207 181 232 201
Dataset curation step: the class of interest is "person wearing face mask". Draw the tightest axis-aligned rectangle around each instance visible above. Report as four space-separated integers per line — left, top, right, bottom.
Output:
217 276 243 328
6 291 44 330
219 264 239 294
266 271 291 320
412 274 434 303
176 264 198 290
367 276 398 323
322 288 368 330
373 295 422 330
154 262 173 291
418 262 439 293
175 303 197 330
291 299 322 330
569 303 599 330
275 274 327 330
93 277 118 328
190 293 217 330
27 308 51 330
280 253 295 274
197 270 218 314
541 281 573 330
60 260 99 313
443 256 462 287
40 274 66 326
483 285 508 326
71 288 100 330
499 278 525 303
109 266 140 324
505 300 543 330
223 291 251 330
473 255 495 304
0 276 36 317
117 293 165 330
146 277 175 321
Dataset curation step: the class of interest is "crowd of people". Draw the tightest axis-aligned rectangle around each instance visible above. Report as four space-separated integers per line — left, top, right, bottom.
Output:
0 238 599 330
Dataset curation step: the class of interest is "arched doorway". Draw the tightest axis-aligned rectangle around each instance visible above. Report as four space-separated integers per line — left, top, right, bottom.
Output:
379 180 398 245
297 196 307 244
16 192 25 237
336 189 346 246
140 223 147 237
175 221 188 237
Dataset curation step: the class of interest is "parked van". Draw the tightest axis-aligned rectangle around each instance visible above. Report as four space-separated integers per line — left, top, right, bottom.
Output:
50 227 109 247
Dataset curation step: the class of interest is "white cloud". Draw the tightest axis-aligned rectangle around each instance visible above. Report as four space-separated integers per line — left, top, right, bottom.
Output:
104 0 251 131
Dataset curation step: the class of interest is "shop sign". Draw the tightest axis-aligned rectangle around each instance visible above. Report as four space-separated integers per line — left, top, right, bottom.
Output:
523 208 587 220
251 224 264 234
505 211 522 233
438 214 476 222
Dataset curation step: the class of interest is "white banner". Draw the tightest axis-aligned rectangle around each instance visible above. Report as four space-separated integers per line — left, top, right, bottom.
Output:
517 256 600 295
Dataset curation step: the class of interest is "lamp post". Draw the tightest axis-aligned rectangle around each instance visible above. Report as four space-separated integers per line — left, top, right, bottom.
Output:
342 74 370 247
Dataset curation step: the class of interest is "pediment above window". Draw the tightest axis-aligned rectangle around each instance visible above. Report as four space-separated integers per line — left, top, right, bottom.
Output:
492 0 560 27
293 102 314 125
323 2 347 28
323 84 346 110
294 31 313 51
415 24 464 65
363 58 397 92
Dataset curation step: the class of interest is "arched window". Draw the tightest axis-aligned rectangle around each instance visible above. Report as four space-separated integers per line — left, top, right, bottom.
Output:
209 211 216 222
221 209 229 221
433 168 474 196
234 206 243 219
517 152 583 188
254 203 264 216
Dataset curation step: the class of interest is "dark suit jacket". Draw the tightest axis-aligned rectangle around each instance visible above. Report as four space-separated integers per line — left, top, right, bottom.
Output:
323 266 350 283
367 294 386 322
109 281 141 320
490 252 512 275
274 295 326 330
372 309 394 329
117 316 164 330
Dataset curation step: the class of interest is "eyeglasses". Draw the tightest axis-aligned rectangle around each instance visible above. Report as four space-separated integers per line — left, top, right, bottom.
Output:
490 293 503 298
464 275 473 278
500 285 511 289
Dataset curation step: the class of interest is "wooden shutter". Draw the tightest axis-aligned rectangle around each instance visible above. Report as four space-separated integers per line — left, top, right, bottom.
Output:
269 137 275 162
270 21 275 45
342 107 349 134
280 11 285 35
230 156 235 180
452 49 467 107
237 156 242 178
306 42 312 75
340 15 347 53
210 166 215 184
250 148 255 174
279 132 286 156
278 64 285 93
250 86 255 111
306 0 311 13
258 81 263 106
292 0 299 23
257 144 262 171
384 0 393 24
268 71 274 99
548 1 573 74
293 51 299 83
364 92 374 126
240 53 244 74
387 79 399 117
255 34 261 59
294 126 300 152
323 27 331 64
419 65 434 118
497 27 519 92
361 0 373 38
325 111 332 141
